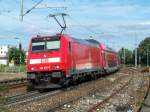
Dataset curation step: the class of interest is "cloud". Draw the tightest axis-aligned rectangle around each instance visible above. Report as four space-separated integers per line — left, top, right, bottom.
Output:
117 22 150 31
1 0 150 51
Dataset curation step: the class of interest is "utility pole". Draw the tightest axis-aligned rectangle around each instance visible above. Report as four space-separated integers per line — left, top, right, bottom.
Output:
147 48 149 67
139 53 141 68
135 47 137 67
123 48 126 65
134 33 137 68
20 0 23 21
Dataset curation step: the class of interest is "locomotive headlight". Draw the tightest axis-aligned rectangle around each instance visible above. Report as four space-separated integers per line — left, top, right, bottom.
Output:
53 65 60 69
31 67 35 70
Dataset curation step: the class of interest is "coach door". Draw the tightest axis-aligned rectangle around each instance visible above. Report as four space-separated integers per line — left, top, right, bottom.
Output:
99 49 102 66
69 42 75 72
105 51 108 67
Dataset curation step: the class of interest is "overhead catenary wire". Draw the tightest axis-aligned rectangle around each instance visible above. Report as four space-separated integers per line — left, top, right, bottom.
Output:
0 12 55 37
68 16 97 35
22 0 44 16
32 0 67 10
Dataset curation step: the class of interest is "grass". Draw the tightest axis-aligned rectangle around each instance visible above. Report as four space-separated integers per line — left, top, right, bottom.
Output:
0 84 9 92
0 65 26 73
0 85 10 112
0 85 9 103
0 106 10 112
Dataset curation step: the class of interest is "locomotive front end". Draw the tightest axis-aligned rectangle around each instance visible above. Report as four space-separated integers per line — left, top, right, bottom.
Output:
27 35 67 91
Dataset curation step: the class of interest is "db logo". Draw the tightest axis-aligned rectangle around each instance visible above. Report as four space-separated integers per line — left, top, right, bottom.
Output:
41 58 48 63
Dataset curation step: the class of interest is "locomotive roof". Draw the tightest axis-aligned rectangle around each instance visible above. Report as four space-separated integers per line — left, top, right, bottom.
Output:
99 43 117 53
72 37 99 47
105 46 117 54
31 34 117 53
86 38 100 44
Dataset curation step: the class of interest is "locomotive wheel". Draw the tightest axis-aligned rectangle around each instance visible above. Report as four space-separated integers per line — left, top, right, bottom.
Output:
27 85 34 92
27 80 35 92
72 75 77 85
62 79 70 88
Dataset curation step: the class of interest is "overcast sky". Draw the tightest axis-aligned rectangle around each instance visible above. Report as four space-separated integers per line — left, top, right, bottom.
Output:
0 0 150 51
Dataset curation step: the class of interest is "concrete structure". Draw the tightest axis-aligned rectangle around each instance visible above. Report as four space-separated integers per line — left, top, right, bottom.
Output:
140 86 150 112
0 45 10 65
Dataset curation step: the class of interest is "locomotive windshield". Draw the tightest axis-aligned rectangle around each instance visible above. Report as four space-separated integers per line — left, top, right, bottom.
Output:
32 37 60 52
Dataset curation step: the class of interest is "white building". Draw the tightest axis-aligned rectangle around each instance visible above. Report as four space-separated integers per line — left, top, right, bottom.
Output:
0 45 10 65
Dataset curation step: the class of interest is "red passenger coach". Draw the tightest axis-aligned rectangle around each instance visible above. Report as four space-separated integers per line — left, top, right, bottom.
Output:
99 43 120 73
27 34 102 91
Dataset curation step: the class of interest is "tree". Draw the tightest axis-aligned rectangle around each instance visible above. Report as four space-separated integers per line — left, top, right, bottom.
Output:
8 47 26 65
138 37 150 65
118 48 133 64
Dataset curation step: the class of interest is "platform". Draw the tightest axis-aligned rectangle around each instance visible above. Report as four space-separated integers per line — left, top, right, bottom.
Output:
140 87 150 112
0 72 26 81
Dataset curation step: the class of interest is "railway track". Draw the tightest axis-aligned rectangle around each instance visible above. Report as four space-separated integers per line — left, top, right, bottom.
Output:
4 90 61 107
5 68 134 112
52 67 149 112
87 76 133 112
4 77 105 108
1 67 148 112
0 78 26 85
52 70 133 112
0 78 27 97
48 75 132 112
0 78 27 89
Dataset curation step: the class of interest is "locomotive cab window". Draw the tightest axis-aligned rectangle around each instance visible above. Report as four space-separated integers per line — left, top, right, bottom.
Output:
32 42 45 52
46 40 60 50
32 37 60 52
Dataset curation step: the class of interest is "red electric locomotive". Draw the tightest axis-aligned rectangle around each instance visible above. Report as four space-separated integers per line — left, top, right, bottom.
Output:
27 13 120 91
27 34 102 91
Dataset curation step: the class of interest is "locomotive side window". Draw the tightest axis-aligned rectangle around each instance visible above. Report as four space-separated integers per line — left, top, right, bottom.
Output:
68 42 71 52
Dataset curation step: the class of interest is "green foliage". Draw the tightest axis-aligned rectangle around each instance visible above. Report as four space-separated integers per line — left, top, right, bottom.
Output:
8 47 26 65
0 65 6 72
118 48 133 64
138 37 150 65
